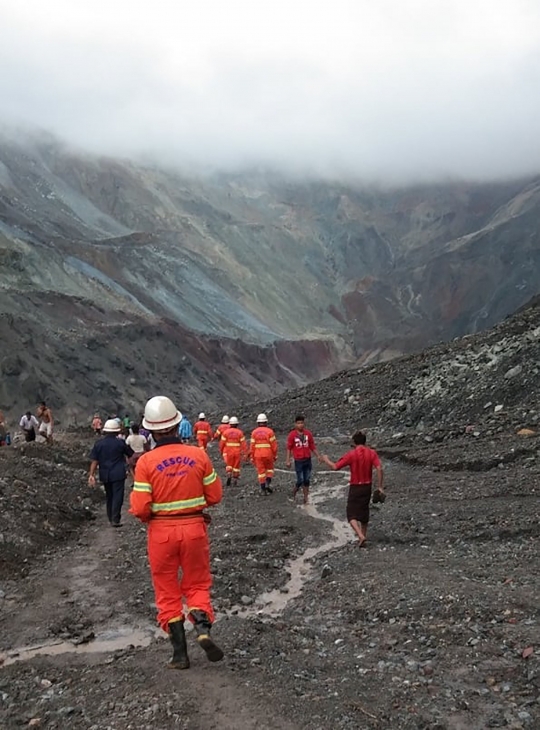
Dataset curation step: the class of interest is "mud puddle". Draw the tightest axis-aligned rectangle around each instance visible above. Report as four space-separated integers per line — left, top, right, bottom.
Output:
228 477 351 618
0 626 165 667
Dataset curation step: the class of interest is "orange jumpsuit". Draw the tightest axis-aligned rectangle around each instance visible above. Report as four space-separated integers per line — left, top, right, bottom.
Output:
214 423 230 463
250 425 278 485
194 420 213 450
220 426 247 478
130 441 222 631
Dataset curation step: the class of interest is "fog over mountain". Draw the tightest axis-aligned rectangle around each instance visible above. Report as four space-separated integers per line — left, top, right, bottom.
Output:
1 0 540 181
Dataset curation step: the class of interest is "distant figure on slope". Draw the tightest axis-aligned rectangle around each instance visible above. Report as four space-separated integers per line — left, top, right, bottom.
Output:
321 431 384 548
250 413 278 495
220 416 248 487
286 415 319 504
178 414 193 443
88 419 134 527
194 413 213 450
20 411 39 442
0 411 8 447
36 402 54 444
92 413 103 436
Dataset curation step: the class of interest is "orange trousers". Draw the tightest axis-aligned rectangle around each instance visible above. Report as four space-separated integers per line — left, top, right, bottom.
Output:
197 437 209 450
147 518 214 631
254 455 275 484
225 450 242 477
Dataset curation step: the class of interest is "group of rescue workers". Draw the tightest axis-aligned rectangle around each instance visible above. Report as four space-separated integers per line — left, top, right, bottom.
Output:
86 394 385 672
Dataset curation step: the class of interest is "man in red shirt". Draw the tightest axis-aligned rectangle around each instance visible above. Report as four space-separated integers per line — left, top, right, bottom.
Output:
286 415 319 504
130 396 224 669
321 431 384 547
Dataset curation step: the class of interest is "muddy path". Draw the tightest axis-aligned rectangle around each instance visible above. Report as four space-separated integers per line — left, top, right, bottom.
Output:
0 446 345 729
1 440 539 729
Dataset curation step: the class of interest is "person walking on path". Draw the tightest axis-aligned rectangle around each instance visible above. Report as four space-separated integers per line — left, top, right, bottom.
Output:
320 431 384 548
178 414 193 443
20 411 39 442
91 413 102 436
88 419 134 527
194 413 213 450
130 395 224 670
36 402 54 444
286 415 320 504
220 416 248 487
214 415 230 465
126 424 149 471
250 413 278 495
213 416 230 441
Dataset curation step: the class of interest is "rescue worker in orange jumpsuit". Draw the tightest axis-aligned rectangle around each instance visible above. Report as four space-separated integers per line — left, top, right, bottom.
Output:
219 416 248 487
193 412 213 450
213 415 230 465
130 396 223 670
250 413 278 495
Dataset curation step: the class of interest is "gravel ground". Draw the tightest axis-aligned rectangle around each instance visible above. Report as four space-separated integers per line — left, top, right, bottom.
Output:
0 432 538 729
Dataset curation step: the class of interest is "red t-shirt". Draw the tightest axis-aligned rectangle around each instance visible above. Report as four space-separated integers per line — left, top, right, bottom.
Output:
335 445 381 484
287 429 316 460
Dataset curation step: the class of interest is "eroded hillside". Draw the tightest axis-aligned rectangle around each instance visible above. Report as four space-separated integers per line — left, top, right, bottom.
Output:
1 129 540 420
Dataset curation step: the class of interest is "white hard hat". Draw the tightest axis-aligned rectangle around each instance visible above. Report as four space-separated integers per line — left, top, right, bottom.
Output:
257 413 268 423
102 419 121 433
221 415 230 424
229 416 239 426
199 412 206 420
143 396 182 432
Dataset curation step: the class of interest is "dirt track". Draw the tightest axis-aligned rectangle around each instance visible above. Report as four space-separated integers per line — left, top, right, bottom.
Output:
0 437 539 729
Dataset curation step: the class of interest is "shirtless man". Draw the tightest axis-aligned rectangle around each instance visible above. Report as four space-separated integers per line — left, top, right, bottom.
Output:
37 402 54 444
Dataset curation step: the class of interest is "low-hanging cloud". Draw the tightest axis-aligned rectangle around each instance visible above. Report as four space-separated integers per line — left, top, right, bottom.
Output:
1 0 540 182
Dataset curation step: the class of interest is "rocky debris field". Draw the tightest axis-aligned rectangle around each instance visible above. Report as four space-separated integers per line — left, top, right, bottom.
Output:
244 296 540 455
0 431 538 729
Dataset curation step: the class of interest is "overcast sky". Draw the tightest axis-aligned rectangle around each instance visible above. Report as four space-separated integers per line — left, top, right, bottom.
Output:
1 0 539 181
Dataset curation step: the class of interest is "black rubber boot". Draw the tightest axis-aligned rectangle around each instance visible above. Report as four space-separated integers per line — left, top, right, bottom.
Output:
189 610 224 662
265 479 273 494
226 476 232 487
168 620 190 670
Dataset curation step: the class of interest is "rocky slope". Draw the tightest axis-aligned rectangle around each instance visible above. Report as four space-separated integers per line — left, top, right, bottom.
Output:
244 295 540 468
1 128 540 421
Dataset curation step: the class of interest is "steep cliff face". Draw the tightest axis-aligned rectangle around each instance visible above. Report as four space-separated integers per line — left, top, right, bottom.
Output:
1 130 539 421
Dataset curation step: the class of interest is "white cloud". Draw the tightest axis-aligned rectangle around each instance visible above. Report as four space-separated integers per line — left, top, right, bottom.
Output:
1 0 539 180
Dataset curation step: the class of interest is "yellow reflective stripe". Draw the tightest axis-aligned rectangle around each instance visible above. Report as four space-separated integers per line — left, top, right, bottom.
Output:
150 496 207 512
269 436 276 442
225 441 242 446
133 482 152 492
203 470 217 486
254 443 272 448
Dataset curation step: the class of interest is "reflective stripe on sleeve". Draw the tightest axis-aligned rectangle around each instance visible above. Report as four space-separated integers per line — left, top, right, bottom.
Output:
203 470 218 486
133 482 152 493
150 496 207 512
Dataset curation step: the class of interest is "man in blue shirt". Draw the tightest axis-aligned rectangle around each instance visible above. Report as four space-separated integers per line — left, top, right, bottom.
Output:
88 419 134 527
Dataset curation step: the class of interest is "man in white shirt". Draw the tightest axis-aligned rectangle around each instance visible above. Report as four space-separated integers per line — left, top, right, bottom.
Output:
126 424 148 469
20 411 40 442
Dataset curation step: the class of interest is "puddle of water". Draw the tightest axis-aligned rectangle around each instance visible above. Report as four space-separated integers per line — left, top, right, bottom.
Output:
228 479 352 618
0 626 165 668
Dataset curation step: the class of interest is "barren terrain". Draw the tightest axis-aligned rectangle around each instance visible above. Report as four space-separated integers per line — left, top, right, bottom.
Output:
0 429 538 729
